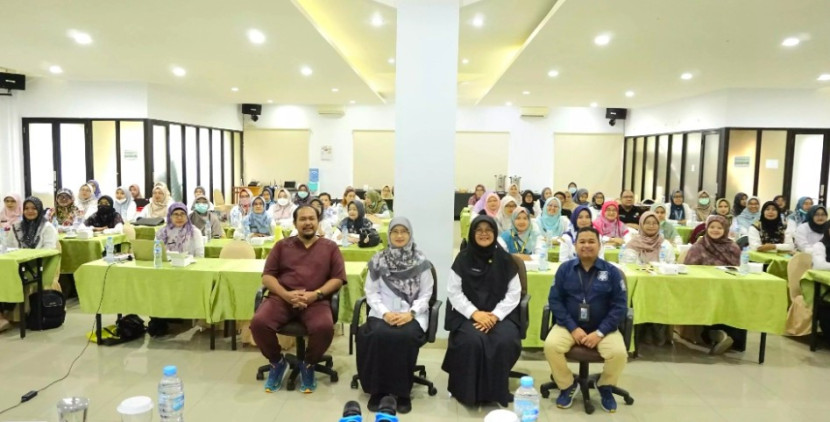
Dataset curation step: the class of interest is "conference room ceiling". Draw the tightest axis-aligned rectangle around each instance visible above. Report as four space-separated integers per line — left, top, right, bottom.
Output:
0 0 828 109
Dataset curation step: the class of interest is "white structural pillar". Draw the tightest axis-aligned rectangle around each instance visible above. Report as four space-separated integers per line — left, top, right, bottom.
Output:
394 0 459 318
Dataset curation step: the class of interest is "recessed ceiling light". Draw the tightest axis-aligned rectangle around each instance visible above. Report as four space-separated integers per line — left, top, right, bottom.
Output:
350 100 356 104
781 37 800 47
590 102 598 108
300 66 313 76
625 90 635 97
388 58 395 64
172 66 186 77
547 70 559 78
267 99 273 103
681 72 693 80
505 101 512 106
247 29 266 44
472 15 484 28
594 34 611 46
231 87 239 92
817 74 830 81
462 58 469 65
68 30 92 45
331 88 339 92
522 91 530 95
371 13 384 27
49 65 63 74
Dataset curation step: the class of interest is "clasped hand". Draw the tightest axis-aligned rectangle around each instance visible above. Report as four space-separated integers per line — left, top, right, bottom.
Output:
570 328 602 348
472 311 499 333
383 311 414 326
284 290 317 309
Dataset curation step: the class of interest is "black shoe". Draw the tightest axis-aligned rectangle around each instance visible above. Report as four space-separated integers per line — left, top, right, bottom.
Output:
367 394 384 412
396 396 412 414
147 318 169 337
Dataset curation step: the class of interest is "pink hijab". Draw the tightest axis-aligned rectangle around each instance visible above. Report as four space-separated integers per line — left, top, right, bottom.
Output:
1 193 23 227
593 200 629 238
474 191 501 218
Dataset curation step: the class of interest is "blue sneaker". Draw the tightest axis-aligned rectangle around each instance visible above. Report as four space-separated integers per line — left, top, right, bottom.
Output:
264 358 287 393
555 382 578 409
598 385 617 413
298 362 317 393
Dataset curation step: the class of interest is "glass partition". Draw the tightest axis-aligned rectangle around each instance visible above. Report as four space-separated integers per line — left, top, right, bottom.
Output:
757 130 787 204
60 123 88 196
223 131 232 204
643 136 656 201
199 128 211 197
791 134 824 207
184 126 197 203
234 132 242 189
633 137 644 200
27 123 55 208
683 133 702 201
702 132 721 196
670 134 683 195
212 129 222 199
92 121 117 194
119 121 145 194
624 138 634 191
152 125 167 186
656 135 669 203
169 124 183 202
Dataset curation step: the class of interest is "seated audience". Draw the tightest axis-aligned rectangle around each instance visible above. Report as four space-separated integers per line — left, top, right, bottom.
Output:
1 193 22 229
251 205 346 393
748 201 793 252
468 184 486 206
590 192 605 220
381 185 395 200
364 189 391 218
622 212 674 264
545 227 628 413
567 182 578 198
136 183 171 220
113 186 136 222
538 187 553 212
229 188 253 228
774 195 791 222
694 190 714 222
593 201 629 247
496 196 519 233
651 204 679 244
317 192 339 223
617 190 642 228
666 190 693 225
442 215 521 407
794 205 828 253
294 184 312 206
261 187 276 210
339 201 375 245
87 179 102 199
75 183 98 220
538 198 569 241
555 191 574 218
574 188 590 207
84 195 124 233
714 198 734 229
356 217 432 414
337 188 359 222
810 224 830 270
732 192 748 216
508 183 521 202
243 196 274 237
269 188 297 223
129 183 149 209
189 195 223 239
52 188 80 227
682 215 743 355
498 207 539 255
787 196 813 228
475 192 501 219
155 202 204 257
733 196 761 236
520 190 540 217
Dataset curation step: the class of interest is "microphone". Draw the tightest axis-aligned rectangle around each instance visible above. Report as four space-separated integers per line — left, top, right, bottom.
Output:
375 396 398 422
339 400 362 422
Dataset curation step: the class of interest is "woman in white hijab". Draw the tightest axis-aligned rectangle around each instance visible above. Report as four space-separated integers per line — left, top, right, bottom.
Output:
113 186 136 222
136 183 171 220
268 188 297 225
496 196 518 233
75 183 98 220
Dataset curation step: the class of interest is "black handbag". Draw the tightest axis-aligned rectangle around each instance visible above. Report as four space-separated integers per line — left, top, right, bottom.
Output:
26 290 66 330
358 228 380 248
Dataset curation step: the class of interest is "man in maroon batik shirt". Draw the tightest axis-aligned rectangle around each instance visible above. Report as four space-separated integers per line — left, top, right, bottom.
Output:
251 205 346 394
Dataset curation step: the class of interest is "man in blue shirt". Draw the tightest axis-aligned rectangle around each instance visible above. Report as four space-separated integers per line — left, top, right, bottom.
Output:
545 226 628 413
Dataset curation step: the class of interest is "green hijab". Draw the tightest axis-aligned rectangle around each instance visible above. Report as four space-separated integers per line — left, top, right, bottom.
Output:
365 189 386 214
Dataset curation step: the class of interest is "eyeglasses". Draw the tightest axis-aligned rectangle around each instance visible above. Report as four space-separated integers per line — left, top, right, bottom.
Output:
474 228 494 235
171 212 187 218
391 229 409 236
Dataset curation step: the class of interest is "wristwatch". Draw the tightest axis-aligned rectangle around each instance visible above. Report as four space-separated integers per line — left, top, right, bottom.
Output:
315 290 324 300
596 331 605 338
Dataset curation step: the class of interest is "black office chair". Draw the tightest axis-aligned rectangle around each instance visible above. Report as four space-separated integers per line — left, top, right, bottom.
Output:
538 270 634 414
348 263 442 396
254 288 341 390
443 254 530 399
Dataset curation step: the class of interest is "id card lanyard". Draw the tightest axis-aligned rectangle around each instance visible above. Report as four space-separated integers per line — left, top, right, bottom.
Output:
577 268 595 322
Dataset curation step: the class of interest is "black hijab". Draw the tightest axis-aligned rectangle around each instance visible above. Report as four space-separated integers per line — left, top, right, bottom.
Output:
756 201 785 244
520 190 535 215
14 197 46 249
448 215 519 330
807 205 828 234
339 200 372 234
86 195 123 228
733 192 747 216
821 224 830 262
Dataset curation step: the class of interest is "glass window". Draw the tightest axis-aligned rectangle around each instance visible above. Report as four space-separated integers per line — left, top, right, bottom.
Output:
119 121 145 196
670 134 683 195
184 126 198 205
758 131 787 204
684 133 702 201
212 129 222 199
656 135 669 203
633 137 644 200
644 136 656 200
92 121 117 195
234 132 242 189
791 134 824 207
27 123 55 208
702 132 721 197
199 128 211 198
152 125 167 185
169 124 183 202
223 131 232 205
624 138 634 191
60 123 88 197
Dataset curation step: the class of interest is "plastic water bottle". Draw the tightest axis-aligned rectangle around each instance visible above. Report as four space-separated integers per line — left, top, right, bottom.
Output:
158 365 184 421
659 244 667 264
538 245 549 272
104 236 114 264
204 224 212 244
619 243 627 264
513 376 540 422
341 231 350 247
0 227 6 254
153 240 163 269
739 247 750 275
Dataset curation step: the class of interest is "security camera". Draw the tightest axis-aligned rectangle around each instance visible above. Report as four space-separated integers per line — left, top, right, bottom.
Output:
609 118 616 127
251 115 259 122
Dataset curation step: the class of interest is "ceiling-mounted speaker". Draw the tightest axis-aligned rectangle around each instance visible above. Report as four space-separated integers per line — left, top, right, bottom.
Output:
241 103 262 115
0 72 26 90
605 108 627 120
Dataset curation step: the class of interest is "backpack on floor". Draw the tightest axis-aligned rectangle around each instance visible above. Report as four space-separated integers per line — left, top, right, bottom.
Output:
26 290 66 330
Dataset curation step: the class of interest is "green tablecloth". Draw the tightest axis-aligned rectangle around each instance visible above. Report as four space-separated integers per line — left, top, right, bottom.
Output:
134 225 163 240
75 259 219 321
204 238 277 259
525 266 559 347
624 264 787 335
749 251 791 280
547 246 620 263
59 234 128 274
0 249 61 302
801 269 830 310
676 225 694 244
460 208 472 240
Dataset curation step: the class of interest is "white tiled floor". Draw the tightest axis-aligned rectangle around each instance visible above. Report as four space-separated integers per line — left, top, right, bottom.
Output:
2 222 829 421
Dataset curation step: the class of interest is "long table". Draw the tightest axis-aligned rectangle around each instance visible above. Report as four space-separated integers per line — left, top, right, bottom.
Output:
801 269 830 351
0 248 61 338
525 263 787 363
74 258 368 349
749 250 792 280
58 234 128 274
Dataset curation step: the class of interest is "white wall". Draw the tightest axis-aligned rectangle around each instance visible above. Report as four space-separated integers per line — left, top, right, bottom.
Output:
0 94 24 196
247 104 623 193
627 88 830 136
147 84 242 130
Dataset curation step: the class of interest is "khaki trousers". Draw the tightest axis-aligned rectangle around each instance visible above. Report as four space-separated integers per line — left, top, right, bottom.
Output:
543 325 627 388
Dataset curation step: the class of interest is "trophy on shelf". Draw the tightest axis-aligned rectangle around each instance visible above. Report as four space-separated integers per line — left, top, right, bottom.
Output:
494 174 506 192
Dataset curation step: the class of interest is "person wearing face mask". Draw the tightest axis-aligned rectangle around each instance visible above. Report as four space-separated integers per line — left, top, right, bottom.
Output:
567 182 578 200
269 188 297 224
229 188 253 228
694 191 714 222
261 187 276 210
294 184 312 206
189 195 223 239
113 186 136 222
794 205 828 253
84 195 124 234
188 186 215 212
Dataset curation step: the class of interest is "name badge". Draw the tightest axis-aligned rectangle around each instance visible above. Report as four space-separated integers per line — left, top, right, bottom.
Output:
579 303 590 322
